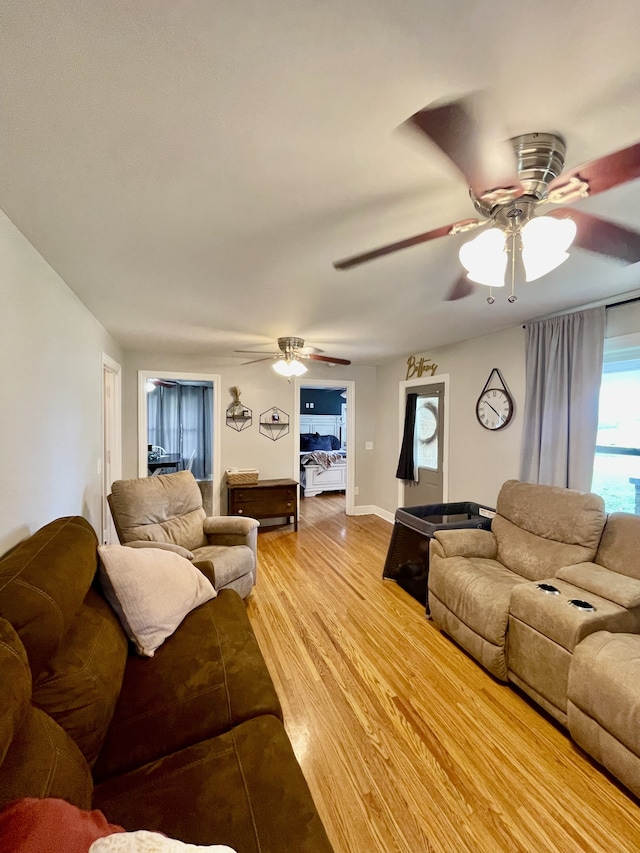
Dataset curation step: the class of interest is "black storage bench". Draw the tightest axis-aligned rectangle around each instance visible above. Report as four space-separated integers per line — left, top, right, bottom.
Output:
383 501 495 612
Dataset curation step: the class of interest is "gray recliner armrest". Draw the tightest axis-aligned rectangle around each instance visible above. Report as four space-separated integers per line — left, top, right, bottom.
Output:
433 528 498 560
556 562 640 610
124 540 195 560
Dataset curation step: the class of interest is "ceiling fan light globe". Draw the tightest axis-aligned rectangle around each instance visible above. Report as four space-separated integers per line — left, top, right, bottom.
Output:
459 228 507 287
521 216 576 281
273 358 308 377
522 215 577 253
523 249 570 282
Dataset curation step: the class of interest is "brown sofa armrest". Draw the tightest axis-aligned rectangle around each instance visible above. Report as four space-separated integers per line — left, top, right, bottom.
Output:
192 559 216 586
556 562 640 609
124 541 195 560
433 528 498 559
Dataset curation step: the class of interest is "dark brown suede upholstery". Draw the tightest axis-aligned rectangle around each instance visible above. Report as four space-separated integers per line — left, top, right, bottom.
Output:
0 516 334 852
93 590 282 781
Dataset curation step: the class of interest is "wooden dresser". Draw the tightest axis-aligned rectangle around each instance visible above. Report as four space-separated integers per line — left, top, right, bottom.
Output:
227 478 298 531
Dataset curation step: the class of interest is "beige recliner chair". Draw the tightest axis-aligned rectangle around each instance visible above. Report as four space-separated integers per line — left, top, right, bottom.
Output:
428 479 606 681
508 512 640 725
108 470 259 598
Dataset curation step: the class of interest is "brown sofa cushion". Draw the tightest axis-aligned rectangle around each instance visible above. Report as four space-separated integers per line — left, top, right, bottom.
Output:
32 588 129 766
0 517 99 679
93 715 334 853
0 618 93 811
109 472 207 551
93 590 282 781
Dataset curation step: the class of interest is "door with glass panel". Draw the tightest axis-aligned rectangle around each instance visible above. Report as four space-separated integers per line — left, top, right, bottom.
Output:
403 383 444 506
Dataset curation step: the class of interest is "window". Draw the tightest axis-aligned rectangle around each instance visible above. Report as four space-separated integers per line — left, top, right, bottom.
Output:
591 334 640 514
415 396 439 471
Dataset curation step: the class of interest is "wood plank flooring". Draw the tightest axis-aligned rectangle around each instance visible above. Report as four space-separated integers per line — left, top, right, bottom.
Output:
246 494 640 853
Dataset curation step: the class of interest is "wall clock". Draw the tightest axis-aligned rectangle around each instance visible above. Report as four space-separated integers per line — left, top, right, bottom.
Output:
476 369 514 431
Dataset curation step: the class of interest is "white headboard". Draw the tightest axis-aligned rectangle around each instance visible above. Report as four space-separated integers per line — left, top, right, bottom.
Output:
300 413 341 439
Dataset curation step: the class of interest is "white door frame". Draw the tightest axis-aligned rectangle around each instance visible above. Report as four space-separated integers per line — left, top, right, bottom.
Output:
397 373 450 510
102 354 122 544
137 370 222 516
293 378 356 515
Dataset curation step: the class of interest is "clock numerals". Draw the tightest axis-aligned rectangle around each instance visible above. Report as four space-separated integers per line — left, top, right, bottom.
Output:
476 387 514 431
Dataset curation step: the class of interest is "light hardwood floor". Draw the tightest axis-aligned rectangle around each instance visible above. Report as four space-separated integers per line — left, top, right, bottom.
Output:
246 494 640 853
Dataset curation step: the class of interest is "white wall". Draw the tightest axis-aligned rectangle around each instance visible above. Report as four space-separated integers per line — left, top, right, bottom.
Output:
373 300 640 516
0 211 122 555
374 324 526 513
121 350 377 509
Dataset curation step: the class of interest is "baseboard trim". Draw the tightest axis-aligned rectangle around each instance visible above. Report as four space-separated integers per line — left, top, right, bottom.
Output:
351 505 394 524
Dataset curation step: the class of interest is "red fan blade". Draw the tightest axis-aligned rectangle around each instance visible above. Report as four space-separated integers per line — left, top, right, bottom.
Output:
549 141 640 199
308 354 351 365
333 219 481 270
406 94 521 198
445 275 475 301
548 208 640 264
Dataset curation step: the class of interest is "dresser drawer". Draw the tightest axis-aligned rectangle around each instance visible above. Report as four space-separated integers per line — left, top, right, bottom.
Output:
233 486 295 504
233 497 295 517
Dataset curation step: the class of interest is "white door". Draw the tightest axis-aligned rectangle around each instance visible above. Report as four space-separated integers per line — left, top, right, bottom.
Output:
102 355 122 544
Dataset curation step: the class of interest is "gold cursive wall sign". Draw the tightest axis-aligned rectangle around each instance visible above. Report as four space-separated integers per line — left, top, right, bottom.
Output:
406 355 438 380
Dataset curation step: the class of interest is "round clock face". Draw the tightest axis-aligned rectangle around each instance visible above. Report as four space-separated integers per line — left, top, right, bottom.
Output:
476 388 513 430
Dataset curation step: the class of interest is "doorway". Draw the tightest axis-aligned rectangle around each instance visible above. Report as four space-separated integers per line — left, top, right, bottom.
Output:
102 354 122 544
138 371 221 515
398 375 450 510
294 378 355 515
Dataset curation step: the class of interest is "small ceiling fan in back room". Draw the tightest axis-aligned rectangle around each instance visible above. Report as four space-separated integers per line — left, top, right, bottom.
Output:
333 92 640 302
236 337 351 378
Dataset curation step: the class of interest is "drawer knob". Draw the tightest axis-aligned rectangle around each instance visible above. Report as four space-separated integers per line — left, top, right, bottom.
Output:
286 502 292 507
237 509 244 514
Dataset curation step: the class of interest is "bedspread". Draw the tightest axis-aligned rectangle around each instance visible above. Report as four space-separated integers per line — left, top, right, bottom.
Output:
300 450 345 470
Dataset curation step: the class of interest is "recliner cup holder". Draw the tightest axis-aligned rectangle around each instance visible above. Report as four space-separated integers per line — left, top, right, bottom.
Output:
536 583 560 594
568 599 596 612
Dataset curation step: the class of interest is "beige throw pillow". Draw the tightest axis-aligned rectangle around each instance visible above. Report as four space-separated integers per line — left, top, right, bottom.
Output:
98 545 216 657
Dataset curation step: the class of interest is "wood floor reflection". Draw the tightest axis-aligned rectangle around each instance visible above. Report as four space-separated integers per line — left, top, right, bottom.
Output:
246 494 640 853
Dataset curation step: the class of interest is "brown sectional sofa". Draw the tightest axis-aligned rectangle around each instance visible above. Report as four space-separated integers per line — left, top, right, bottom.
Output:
428 479 640 798
0 516 334 851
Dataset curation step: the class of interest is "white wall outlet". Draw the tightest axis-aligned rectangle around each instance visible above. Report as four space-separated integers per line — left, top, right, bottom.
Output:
354 486 359 495
365 441 374 450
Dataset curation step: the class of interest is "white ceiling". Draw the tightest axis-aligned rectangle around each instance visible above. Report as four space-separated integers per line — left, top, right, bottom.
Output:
3 0 640 365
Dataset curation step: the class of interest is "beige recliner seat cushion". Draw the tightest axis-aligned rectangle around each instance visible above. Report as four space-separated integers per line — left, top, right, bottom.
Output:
428 554 529 680
568 631 640 798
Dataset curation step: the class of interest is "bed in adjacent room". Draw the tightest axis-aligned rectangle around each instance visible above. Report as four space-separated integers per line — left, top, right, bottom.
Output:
299 414 347 497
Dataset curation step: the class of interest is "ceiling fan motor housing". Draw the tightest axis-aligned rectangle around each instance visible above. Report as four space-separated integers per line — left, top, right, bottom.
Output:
277 336 306 359
471 132 567 218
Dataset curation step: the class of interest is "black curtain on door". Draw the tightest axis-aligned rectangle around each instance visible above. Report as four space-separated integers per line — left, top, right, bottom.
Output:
396 393 418 481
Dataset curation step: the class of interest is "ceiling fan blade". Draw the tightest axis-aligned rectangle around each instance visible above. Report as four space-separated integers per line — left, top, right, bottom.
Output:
241 356 278 365
406 94 521 198
549 141 640 200
549 208 640 264
445 275 475 301
307 354 351 365
333 219 482 271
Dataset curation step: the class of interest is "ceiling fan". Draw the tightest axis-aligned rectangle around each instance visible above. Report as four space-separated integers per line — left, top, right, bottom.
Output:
333 93 640 302
236 337 351 377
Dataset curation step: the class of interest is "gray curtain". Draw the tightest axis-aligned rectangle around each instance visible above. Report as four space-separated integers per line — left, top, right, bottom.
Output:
519 307 605 491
